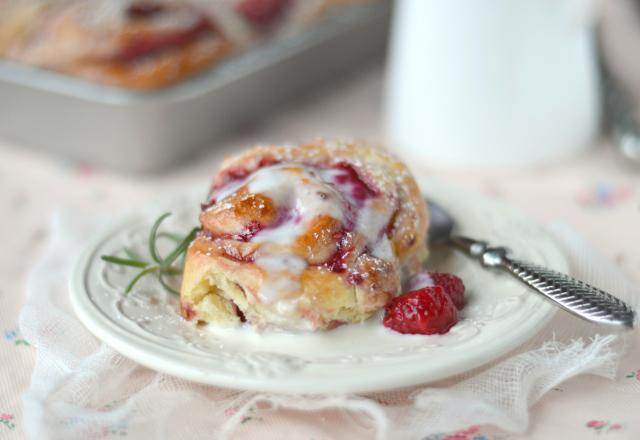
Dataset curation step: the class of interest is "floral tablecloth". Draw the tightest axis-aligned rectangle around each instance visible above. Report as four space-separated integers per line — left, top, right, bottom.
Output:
0 64 639 439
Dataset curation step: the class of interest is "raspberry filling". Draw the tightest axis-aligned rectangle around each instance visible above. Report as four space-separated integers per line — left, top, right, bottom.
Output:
114 7 217 62
332 162 379 203
198 229 258 263
210 157 279 198
181 302 197 321
235 0 291 30
126 2 165 19
216 220 264 242
322 230 354 273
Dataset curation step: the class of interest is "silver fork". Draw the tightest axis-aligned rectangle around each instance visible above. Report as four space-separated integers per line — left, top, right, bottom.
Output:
427 200 636 328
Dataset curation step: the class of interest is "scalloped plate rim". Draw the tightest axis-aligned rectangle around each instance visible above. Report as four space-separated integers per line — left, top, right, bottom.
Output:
69 178 568 393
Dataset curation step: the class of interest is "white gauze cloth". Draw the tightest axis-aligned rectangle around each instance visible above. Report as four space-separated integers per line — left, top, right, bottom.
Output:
19 212 638 440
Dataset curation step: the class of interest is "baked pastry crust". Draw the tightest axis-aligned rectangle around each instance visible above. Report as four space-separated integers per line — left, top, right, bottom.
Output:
180 140 429 330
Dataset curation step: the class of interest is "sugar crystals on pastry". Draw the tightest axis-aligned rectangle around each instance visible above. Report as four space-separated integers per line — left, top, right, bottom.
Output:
180 140 429 331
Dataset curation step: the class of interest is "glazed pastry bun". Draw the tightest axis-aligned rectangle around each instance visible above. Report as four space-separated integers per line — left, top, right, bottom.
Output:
180 140 429 330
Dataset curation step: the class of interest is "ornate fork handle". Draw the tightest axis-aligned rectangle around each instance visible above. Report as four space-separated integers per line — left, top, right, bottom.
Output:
450 236 636 328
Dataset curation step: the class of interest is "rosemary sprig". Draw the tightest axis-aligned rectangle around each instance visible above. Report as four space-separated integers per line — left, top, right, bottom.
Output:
148 212 172 264
125 265 159 294
158 272 180 295
100 212 199 295
161 227 198 269
100 255 148 268
123 247 143 261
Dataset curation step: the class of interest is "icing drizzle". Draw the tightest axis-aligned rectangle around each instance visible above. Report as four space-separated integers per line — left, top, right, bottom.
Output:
204 162 397 305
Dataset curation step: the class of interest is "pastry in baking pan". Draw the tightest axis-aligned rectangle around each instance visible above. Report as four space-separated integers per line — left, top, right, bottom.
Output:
3 0 235 89
180 140 429 330
0 0 375 89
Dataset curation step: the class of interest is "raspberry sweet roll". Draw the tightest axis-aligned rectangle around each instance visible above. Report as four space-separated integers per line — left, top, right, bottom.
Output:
180 140 430 330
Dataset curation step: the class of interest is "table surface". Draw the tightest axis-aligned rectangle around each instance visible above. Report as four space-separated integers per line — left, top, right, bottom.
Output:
1 63 639 439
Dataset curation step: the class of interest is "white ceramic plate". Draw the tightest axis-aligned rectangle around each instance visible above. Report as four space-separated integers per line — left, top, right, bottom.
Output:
70 178 567 394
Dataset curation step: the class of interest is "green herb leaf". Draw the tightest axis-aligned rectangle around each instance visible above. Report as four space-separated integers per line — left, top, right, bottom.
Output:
125 266 159 294
157 232 183 243
123 247 144 261
157 272 180 296
101 212 198 296
163 267 183 276
161 227 198 269
101 255 149 268
148 212 172 264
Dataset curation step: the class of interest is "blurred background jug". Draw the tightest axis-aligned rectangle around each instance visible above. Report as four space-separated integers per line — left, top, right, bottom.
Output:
385 0 601 166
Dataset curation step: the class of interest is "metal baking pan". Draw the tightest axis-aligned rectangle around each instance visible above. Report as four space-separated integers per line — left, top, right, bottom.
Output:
0 0 390 173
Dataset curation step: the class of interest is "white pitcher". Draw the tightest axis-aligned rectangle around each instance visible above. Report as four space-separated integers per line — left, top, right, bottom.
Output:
385 0 601 167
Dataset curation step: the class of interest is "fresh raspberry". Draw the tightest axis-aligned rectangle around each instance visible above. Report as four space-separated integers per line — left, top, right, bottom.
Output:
383 286 458 335
429 272 465 309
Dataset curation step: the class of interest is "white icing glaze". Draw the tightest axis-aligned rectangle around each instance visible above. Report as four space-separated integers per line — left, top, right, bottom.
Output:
254 249 307 303
246 165 349 306
275 298 301 316
317 167 361 215
208 178 247 207
405 271 435 291
319 167 395 250
210 163 398 315
249 165 345 246
355 201 393 246
371 237 395 261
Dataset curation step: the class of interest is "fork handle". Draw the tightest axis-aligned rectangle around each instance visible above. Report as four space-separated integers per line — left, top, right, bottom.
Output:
450 236 636 328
